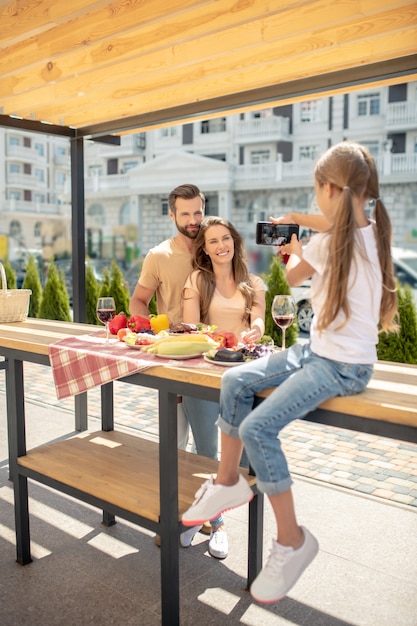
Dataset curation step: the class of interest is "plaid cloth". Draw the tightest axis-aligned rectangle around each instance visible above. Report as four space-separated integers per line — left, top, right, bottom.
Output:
48 333 219 400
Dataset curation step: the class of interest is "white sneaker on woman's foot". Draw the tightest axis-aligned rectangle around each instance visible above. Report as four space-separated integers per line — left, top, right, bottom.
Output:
250 527 319 603
182 474 253 526
180 524 203 548
208 527 229 559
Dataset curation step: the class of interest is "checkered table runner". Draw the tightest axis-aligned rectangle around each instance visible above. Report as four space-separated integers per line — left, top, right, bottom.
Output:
48 333 220 400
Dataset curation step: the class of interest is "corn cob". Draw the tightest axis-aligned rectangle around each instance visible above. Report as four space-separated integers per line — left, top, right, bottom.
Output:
153 333 214 344
146 340 217 356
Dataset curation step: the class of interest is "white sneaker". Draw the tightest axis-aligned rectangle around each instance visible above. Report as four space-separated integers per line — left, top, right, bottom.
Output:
182 474 253 526
250 527 319 603
208 527 229 559
180 524 203 548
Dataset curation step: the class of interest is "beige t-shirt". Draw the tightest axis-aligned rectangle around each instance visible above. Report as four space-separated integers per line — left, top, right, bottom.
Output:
139 238 192 326
184 271 266 336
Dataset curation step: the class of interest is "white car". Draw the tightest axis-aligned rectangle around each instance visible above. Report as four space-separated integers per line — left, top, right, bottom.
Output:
292 246 417 334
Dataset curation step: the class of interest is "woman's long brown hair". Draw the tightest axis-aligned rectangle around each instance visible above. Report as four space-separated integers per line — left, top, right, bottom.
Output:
314 142 398 333
187 216 255 326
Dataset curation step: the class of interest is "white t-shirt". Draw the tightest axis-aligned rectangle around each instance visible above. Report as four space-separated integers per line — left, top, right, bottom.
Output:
303 221 382 364
184 272 265 336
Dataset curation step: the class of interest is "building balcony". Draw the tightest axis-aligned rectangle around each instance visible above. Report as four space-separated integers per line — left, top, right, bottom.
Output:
85 173 129 193
6 144 47 162
234 157 314 189
235 116 291 143
7 173 47 188
385 101 417 130
3 199 64 215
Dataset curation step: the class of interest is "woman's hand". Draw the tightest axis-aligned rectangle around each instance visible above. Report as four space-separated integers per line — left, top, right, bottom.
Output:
240 325 263 345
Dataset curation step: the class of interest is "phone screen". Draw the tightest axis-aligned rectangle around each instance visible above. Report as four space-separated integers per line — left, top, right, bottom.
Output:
256 222 299 246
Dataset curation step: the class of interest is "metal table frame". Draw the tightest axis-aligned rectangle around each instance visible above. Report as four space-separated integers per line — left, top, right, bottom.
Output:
3 346 264 626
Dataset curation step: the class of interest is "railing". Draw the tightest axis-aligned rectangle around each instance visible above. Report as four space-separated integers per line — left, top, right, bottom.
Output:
3 199 63 214
85 174 129 192
386 101 417 127
235 116 290 141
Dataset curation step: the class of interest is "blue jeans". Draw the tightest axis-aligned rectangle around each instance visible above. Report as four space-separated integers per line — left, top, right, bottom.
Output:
217 343 373 496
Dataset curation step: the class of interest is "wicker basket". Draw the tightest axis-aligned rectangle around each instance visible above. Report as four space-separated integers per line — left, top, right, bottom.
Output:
0 262 32 323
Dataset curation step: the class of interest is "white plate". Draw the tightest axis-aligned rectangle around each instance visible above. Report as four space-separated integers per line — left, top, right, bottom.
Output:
153 353 203 360
203 355 245 367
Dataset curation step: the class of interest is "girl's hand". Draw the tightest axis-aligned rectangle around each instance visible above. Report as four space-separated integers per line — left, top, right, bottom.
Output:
280 233 302 257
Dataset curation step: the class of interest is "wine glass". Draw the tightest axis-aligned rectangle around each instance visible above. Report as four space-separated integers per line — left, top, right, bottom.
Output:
271 295 296 350
96 297 116 343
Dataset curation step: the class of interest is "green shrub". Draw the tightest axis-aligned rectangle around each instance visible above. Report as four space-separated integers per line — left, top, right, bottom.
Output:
377 284 417 364
86 260 100 325
3 259 17 289
22 255 43 318
109 259 130 314
38 261 71 321
263 255 298 347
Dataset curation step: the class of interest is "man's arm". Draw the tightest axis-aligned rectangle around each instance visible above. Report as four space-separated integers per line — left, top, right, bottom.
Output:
129 282 155 317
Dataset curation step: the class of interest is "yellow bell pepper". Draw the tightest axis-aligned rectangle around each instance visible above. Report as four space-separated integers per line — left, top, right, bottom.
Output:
150 313 170 333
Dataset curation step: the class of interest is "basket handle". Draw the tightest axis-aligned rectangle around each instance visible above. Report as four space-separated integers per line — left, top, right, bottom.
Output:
0 262 7 293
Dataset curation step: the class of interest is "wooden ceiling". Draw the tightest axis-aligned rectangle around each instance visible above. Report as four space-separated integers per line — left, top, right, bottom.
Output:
1 0 416 137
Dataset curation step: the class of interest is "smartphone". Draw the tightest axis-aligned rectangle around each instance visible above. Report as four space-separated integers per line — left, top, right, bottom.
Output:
256 222 299 246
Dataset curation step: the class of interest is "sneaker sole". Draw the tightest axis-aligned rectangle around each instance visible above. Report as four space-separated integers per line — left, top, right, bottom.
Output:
182 491 254 527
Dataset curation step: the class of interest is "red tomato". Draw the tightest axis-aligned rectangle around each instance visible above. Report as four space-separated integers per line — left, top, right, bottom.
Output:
117 328 129 342
212 330 238 349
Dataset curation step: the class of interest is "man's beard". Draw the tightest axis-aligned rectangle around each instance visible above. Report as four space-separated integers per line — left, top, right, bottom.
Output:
176 222 200 239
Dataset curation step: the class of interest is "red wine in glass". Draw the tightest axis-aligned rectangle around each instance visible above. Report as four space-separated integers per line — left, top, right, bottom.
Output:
97 297 116 342
271 295 296 349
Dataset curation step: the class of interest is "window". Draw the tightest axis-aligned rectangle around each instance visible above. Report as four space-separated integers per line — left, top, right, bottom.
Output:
8 191 20 200
9 163 20 173
299 145 320 160
250 150 270 164
34 169 44 183
357 93 380 116
300 100 319 122
10 220 22 237
160 127 177 137
122 161 138 172
204 154 226 161
34 222 42 237
9 136 20 146
35 143 45 157
201 118 226 133
161 199 169 216
34 193 45 203
56 171 66 185
361 142 379 158
56 145 66 156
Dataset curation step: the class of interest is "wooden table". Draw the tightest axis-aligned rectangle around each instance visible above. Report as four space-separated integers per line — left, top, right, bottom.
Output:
0 319 262 626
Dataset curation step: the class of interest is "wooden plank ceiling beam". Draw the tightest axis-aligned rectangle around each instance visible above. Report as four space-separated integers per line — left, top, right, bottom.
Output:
0 0 416 134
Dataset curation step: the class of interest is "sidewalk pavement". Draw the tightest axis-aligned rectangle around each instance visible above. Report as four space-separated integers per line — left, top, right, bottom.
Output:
1 368 416 625
20 361 417 509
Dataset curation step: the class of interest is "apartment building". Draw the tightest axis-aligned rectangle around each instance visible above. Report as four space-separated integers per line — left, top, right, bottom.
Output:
1 82 416 267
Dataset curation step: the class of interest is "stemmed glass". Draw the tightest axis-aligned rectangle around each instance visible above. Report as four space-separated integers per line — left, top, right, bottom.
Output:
96 297 116 343
271 295 296 350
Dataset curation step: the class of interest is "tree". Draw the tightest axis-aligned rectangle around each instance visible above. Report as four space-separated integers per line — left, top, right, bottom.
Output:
22 254 43 318
38 261 71 321
109 259 130 314
85 260 100 325
263 255 298 347
99 267 111 298
3 259 17 289
377 284 417 364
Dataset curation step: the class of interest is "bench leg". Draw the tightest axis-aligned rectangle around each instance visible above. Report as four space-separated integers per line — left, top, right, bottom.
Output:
247 491 264 588
101 383 116 527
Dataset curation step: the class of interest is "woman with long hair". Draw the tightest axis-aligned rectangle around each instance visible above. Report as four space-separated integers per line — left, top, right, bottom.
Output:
181 216 266 559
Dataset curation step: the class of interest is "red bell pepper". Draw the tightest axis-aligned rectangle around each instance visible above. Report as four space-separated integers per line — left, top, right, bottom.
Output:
108 312 128 335
128 314 152 332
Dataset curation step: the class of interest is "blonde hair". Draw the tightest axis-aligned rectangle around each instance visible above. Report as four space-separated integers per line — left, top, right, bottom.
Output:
314 142 398 333
188 216 255 325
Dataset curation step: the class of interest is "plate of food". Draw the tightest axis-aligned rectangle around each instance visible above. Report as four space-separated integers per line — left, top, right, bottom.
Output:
204 354 244 367
153 353 202 360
